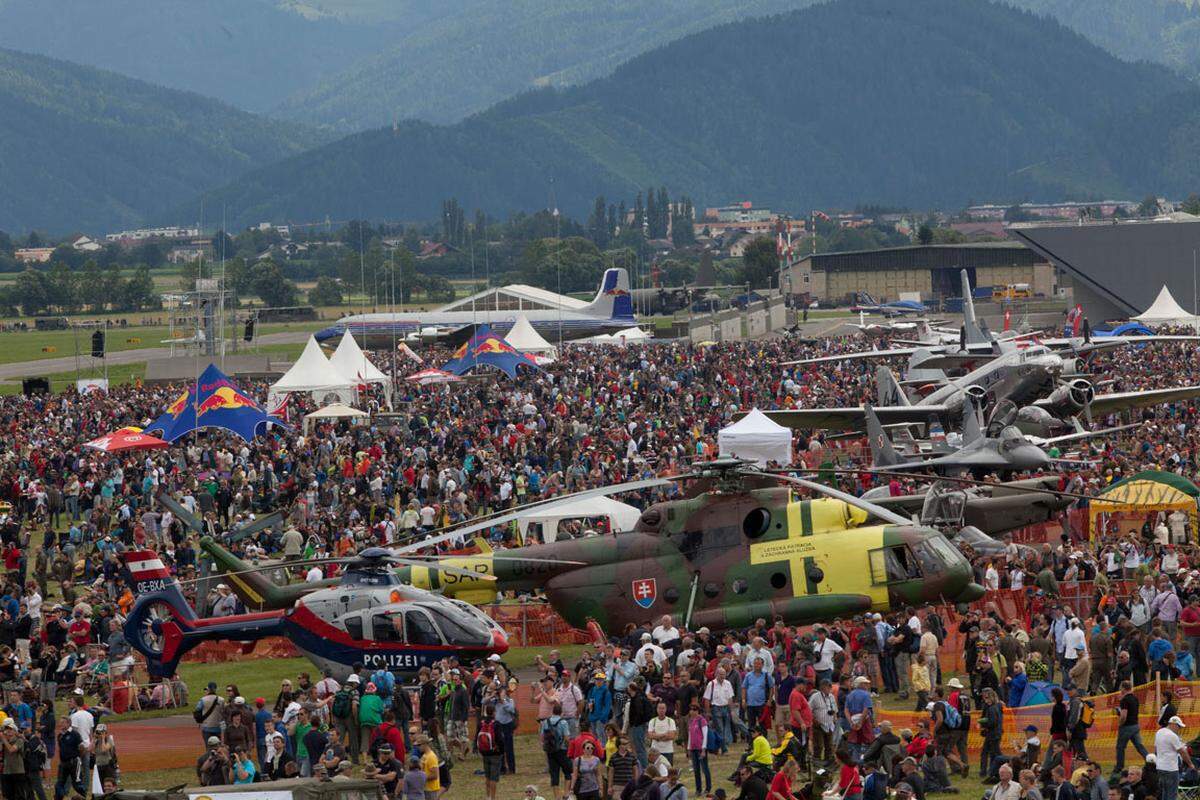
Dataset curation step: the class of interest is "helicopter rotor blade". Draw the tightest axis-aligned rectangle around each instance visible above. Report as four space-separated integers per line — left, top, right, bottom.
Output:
391 476 680 555
759 470 914 526
772 467 1093 502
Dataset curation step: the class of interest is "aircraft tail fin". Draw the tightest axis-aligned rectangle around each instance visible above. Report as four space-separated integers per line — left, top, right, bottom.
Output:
584 268 635 320
121 549 196 617
962 396 984 446
876 365 911 407
198 536 314 611
906 348 946 385
961 269 988 344
865 404 902 467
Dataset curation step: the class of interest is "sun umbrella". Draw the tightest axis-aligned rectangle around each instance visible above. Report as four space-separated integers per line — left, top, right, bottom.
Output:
83 430 170 452
405 368 464 386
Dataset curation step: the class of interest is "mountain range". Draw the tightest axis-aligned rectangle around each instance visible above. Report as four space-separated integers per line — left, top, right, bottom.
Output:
0 48 322 233
7 0 1200 232
4 0 1200 130
179 0 1200 229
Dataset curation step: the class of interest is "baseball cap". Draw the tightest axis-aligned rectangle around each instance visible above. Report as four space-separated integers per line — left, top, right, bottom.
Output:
488 654 502 662
347 674 360 684
254 698 265 706
1170 715 1187 727
207 736 220 746
947 678 964 689
234 696 245 705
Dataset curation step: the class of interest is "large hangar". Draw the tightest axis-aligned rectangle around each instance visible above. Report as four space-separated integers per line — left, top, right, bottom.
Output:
1009 216 1200 321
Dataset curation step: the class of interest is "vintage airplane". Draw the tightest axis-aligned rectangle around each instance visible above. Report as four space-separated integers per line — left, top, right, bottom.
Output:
122 547 510 680
314 268 636 345
199 462 987 636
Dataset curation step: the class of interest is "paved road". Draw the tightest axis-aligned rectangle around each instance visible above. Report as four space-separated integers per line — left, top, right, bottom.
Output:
0 330 312 381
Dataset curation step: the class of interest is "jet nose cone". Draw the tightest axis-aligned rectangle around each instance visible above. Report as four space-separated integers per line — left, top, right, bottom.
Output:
1016 447 1050 470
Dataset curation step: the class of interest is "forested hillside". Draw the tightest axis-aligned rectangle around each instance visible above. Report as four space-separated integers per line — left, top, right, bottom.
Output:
0 0 394 113
0 48 320 232
183 0 1200 229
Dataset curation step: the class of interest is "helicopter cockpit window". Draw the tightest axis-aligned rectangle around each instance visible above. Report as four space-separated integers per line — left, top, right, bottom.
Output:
344 616 364 641
371 613 403 643
870 545 922 584
425 604 491 647
404 608 443 646
924 534 965 567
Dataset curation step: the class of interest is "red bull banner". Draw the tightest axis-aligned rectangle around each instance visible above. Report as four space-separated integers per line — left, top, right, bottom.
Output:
441 324 542 379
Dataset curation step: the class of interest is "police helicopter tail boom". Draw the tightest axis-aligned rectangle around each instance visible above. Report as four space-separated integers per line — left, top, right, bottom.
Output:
121 549 286 678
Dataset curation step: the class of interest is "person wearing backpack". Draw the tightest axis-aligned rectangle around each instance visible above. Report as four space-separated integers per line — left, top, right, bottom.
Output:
193 681 224 745
477 705 503 800
540 702 572 800
1066 685 1090 760
931 687 965 778
331 677 359 764
946 677 971 777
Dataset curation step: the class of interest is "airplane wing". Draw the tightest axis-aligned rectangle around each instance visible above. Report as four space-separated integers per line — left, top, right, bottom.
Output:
759 405 950 431
784 346 940 366
1035 386 1200 417
1029 422 1141 448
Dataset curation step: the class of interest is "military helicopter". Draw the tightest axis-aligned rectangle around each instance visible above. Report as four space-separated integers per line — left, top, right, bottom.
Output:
199 461 990 636
121 546 512 680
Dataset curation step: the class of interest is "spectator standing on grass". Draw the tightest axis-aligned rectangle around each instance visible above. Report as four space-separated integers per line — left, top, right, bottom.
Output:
1155 715 1193 800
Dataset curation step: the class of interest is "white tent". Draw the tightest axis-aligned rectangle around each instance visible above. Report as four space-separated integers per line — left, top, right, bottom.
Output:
329 331 393 407
517 496 643 544
505 315 557 356
329 332 390 386
582 326 653 345
303 402 368 432
1133 285 1200 327
718 408 793 467
271 336 354 403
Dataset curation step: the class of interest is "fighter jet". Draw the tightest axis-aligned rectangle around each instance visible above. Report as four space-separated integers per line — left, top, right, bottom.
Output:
862 399 1132 476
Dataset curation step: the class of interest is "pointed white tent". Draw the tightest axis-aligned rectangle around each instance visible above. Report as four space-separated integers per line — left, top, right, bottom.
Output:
271 336 354 402
1133 285 1200 327
505 315 557 356
718 408 793 467
329 332 391 386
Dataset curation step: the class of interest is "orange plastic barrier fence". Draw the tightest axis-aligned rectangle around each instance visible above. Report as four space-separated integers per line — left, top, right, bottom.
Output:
479 603 593 647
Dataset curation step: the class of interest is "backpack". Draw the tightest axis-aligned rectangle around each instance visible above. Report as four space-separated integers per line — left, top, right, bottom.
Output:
939 700 962 730
953 694 972 731
476 719 499 755
542 718 565 754
193 696 216 725
1079 700 1095 728
705 726 723 754
331 689 353 720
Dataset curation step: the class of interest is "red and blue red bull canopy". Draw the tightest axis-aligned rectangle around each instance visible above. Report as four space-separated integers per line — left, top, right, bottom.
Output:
144 364 281 442
440 324 542 379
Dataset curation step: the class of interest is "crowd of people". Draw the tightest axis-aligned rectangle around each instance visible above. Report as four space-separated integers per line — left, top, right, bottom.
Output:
0 325 1196 799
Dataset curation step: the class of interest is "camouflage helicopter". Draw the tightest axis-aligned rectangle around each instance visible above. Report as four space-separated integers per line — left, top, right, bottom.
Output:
201 460 990 634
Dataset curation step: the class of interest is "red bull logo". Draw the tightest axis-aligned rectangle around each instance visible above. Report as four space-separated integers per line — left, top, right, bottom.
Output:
473 338 515 355
452 342 469 359
195 386 259 416
165 391 189 417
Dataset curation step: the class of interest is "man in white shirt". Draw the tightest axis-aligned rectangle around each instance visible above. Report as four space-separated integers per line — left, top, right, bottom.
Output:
742 637 775 675
69 695 94 752
635 634 667 670
1155 715 1193 800
812 628 843 684
646 702 677 762
305 565 324 583
702 667 734 753
651 615 680 649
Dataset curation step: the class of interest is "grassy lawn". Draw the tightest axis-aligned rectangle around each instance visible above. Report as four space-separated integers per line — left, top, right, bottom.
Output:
0 321 321 365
